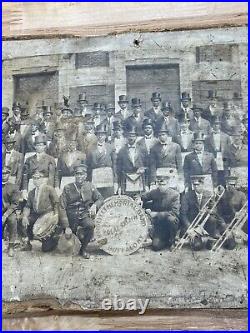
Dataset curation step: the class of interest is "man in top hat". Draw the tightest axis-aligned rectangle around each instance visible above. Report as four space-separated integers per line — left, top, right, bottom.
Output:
137 118 158 189
145 92 162 122
217 175 247 248
9 102 22 128
41 106 56 141
59 163 104 258
3 136 24 189
2 166 22 257
183 131 217 190
103 103 116 142
74 92 88 117
141 171 180 251
189 104 211 137
20 107 31 138
47 122 67 158
21 170 61 253
22 134 58 195
76 113 98 156
92 102 105 128
86 123 117 198
23 120 42 153
115 95 130 121
174 119 193 153
180 175 222 251
150 122 182 186
111 121 126 154
123 98 144 137
202 90 221 123
204 117 231 184
59 100 78 142
116 123 147 196
155 102 180 140
176 92 193 122
221 102 241 135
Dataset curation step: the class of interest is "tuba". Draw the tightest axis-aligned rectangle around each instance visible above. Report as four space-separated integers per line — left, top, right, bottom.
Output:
173 185 225 251
211 201 248 252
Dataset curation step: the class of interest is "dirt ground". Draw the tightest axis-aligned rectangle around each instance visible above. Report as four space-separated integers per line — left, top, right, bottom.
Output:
2 241 247 310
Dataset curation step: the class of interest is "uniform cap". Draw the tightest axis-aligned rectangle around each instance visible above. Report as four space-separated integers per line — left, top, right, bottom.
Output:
190 175 205 185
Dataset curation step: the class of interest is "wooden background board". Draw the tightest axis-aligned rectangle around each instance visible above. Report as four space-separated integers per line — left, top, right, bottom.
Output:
2 2 248 331
3 2 248 40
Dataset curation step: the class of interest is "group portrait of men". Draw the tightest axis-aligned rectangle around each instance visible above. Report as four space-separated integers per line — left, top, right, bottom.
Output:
2 89 248 258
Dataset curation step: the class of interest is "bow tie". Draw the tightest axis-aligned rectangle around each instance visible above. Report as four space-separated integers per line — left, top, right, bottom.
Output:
6 151 11 154
145 136 152 140
98 144 104 147
196 152 202 155
128 146 136 149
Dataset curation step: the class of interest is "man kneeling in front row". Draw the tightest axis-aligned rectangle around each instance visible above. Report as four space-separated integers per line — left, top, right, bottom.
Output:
59 163 104 259
141 172 180 251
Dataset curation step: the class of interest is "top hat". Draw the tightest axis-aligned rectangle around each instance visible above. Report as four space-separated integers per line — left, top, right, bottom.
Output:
95 122 107 134
12 102 22 111
113 120 122 130
21 108 29 117
142 117 154 128
106 103 115 110
78 92 88 102
193 131 205 141
230 126 242 136
2 107 10 115
151 92 161 101
233 92 242 100
131 98 141 107
156 121 169 134
223 101 230 110
213 116 221 124
74 162 88 174
190 175 205 185
181 92 191 101
34 134 47 145
225 176 238 184
208 90 217 100
118 95 129 103
43 106 53 115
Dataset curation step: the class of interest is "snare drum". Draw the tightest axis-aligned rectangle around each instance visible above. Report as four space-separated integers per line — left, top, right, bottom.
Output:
33 211 59 241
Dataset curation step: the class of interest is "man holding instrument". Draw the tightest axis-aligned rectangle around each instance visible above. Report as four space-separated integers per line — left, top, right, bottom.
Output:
21 171 61 253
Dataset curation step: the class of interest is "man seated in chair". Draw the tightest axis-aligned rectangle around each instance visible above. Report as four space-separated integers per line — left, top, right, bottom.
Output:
141 171 180 251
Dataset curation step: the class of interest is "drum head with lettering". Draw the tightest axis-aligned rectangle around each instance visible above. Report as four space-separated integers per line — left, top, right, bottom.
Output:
94 195 149 256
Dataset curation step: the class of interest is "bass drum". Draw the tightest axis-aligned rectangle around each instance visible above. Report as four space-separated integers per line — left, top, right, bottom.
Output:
33 211 59 241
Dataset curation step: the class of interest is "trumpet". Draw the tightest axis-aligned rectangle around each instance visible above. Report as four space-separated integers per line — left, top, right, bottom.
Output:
173 185 225 251
211 201 248 252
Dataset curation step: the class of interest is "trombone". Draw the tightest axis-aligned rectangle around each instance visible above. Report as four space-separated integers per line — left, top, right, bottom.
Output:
211 201 248 252
173 185 225 251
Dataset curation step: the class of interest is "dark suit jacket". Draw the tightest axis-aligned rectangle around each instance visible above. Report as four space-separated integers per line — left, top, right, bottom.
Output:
86 143 117 182
145 107 162 122
155 115 180 138
217 189 246 220
183 151 217 187
57 150 86 180
123 114 144 136
175 107 193 122
189 117 211 136
150 141 182 183
2 182 21 211
4 149 24 188
26 185 59 215
180 189 213 226
23 153 57 190
225 144 248 168
204 131 231 156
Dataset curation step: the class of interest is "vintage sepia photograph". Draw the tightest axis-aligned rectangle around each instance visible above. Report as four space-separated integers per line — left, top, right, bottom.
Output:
2 25 248 312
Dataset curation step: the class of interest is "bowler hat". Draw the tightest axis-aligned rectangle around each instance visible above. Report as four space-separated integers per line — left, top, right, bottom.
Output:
151 92 161 101
193 131 205 141
118 95 128 103
78 92 88 102
131 98 141 107
34 134 47 145
2 107 9 115
181 92 191 101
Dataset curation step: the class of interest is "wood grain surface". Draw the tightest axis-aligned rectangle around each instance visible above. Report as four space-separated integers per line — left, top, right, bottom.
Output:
3 2 248 40
2 309 248 331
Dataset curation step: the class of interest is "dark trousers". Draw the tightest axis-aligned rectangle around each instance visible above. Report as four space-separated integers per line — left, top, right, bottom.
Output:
67 210 95 251
3 211 18 244
151 215 179 251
